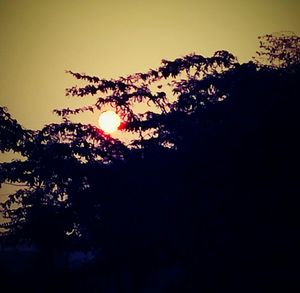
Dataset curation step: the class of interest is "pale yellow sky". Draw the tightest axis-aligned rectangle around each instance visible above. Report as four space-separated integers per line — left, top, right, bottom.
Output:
0 0 299 130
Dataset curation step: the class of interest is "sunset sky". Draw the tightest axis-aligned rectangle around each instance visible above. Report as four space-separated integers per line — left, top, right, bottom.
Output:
0 1 299 278
0 0 299 131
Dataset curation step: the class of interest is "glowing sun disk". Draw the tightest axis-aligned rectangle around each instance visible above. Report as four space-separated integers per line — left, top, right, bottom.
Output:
98 110 121 133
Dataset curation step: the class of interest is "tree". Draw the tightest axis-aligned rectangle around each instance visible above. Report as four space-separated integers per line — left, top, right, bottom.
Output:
254 32 300 68
1 33 299 291
0 49 240 290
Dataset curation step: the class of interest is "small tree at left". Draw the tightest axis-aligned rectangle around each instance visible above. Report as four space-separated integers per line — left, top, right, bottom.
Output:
0 106 128 267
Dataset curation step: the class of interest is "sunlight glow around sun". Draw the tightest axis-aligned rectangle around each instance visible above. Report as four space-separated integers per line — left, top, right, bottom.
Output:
98 111 121 134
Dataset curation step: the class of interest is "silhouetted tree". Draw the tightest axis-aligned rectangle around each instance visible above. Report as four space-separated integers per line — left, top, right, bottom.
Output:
254 32 300 68
1 32 299 292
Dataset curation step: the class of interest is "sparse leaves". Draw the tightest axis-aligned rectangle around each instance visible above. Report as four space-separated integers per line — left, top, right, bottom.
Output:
254 32 300 68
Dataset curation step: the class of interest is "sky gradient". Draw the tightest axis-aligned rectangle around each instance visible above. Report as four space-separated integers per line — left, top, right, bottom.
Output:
0 0 299 131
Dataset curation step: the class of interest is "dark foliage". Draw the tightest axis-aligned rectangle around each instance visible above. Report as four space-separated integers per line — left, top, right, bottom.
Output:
1 33 299 292
254 32 300 68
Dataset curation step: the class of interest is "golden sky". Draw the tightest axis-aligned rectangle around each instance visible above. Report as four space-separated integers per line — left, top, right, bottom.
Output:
0 0 299 130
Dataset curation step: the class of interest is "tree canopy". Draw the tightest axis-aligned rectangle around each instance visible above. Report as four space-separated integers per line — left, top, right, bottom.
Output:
1 33 299 292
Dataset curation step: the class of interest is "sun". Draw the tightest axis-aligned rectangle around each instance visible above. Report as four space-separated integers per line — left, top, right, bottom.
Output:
98 110 121 134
